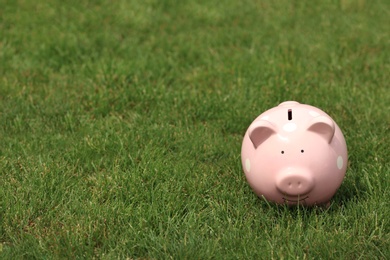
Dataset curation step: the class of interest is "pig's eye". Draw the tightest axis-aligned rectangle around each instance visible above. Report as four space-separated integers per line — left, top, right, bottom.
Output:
301 149 304 153
281 151 285 154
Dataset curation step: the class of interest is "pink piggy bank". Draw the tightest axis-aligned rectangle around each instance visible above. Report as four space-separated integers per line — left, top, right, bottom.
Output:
241 101 348 206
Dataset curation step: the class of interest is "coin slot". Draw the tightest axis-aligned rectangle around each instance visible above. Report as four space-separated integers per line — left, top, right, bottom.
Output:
288 109 292 120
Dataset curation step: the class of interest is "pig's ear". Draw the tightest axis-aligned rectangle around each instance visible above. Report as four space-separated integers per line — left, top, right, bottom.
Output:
248 120 277 149
306 116 335 143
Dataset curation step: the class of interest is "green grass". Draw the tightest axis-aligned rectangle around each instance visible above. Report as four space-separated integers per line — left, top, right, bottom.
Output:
0 0 389 258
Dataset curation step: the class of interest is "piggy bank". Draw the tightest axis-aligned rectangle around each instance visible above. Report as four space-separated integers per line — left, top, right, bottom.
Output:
241 101 348 206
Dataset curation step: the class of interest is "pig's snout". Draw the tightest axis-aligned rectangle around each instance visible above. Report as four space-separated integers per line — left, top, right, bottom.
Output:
276 171 314 196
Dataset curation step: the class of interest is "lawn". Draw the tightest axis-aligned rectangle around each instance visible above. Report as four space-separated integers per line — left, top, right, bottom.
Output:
0 0 389 258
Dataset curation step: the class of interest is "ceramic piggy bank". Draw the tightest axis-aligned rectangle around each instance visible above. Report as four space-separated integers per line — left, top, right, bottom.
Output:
241 101 348 206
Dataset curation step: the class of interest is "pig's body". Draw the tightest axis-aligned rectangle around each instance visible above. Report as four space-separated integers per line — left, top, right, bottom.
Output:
241 101 348 206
